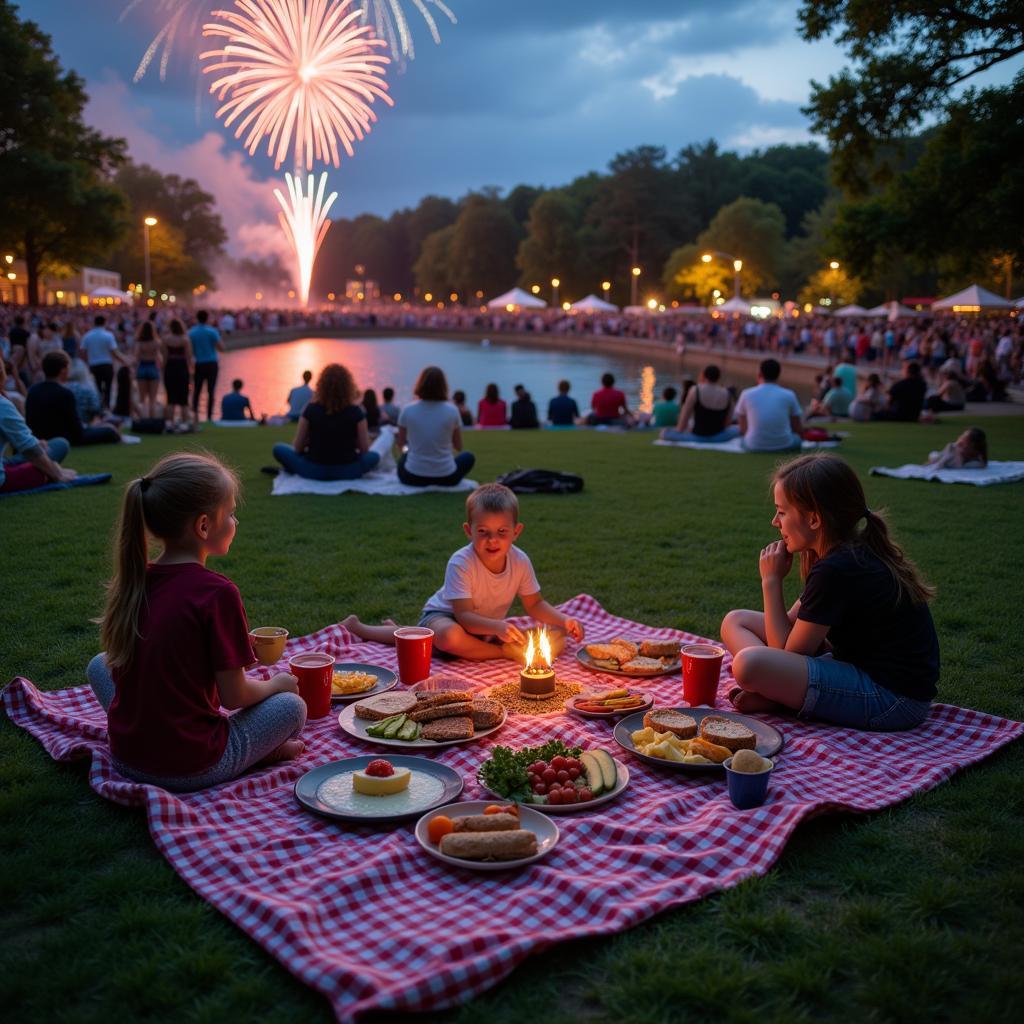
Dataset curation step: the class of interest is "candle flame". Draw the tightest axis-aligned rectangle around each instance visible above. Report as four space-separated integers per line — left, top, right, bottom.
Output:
523 627 552 672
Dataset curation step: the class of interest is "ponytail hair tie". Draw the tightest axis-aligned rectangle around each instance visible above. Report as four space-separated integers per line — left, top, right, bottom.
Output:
863 507 871 518
139 476 151 493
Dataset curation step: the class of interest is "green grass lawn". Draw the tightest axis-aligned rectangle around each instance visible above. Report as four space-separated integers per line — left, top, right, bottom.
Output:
2 418 1023 1023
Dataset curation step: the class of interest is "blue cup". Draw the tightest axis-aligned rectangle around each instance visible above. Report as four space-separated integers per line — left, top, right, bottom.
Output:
723 756 774 810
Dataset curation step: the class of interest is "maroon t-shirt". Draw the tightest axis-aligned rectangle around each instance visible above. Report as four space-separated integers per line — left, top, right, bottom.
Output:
108 562 255 776
591 386 626 419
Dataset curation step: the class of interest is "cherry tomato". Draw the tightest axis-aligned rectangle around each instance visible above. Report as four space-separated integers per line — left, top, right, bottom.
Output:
549 788 564 804
556 770 570 784
560 787 578 804
530 760 548 775
551 756 567 771
567 767 580 781
542 767 557 785
577 788 593 802
528 773 539 786
532 782 547 795
427 815 454 844
565 758 580 772
483 805 508 815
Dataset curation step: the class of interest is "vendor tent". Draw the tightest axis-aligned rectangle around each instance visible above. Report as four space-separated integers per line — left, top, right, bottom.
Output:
716 297 751 315
569 293 619 313
834 304 868 317
932 284 1012 311
89 286 130 300
622 305 654 315
864 304 890 317
486 287 546 310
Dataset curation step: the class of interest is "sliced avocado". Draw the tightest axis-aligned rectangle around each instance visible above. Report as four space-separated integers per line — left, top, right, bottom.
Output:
397 719 418 740
580 752 605 796
382 714 406 738
591 748 618 791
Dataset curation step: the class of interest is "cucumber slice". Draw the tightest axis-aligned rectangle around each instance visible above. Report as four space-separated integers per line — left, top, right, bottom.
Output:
579 752 605 796
382 714 406 738
397 719 418 740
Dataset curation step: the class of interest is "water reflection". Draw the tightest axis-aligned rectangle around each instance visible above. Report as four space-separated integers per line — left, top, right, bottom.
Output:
639 365 656 415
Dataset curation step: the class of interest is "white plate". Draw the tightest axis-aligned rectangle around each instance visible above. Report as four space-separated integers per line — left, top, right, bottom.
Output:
414 801 559 871
478 756 630 815
330 662 398 703
337 701 507 749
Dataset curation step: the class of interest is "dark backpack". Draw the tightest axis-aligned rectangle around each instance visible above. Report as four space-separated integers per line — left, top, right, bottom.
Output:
496 468 584 494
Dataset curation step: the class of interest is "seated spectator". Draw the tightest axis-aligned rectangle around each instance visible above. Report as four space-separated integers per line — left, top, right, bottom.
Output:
271 363 380 480
509 384 539 429
966 358 1008 403
0 359 75 493
927 427 988 469
807 377 852 419
833 359 857 397
849 373 885 422
477 383 507 426
735 359 802 452
452 389 474 426
873 361 927 421
65 358 104 425
3 358 27 415
380 386 401 425
362 388 381 432
221 379 255 421
397 366 475 487
651 386 680 428
547 379 579 427
587 372 633 426
286 370 314 422
661 364 740 443
925 369 966 413
26 351 121 445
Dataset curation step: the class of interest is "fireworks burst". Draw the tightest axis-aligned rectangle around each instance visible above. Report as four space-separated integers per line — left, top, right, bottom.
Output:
201 0 392 171
274 172 338 306
124 0 455 81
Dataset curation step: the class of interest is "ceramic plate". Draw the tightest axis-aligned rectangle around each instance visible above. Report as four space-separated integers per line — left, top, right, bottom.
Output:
337 702 507 749
330 662 398 703
614 707 784 772
415 800 559 871
477 756 630 815
566 690 655 719
294 756 463 823
576 643 680 678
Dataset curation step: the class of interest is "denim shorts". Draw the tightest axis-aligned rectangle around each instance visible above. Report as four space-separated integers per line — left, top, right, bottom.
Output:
136 360 160 381
418 609 456 630
801 655 931 731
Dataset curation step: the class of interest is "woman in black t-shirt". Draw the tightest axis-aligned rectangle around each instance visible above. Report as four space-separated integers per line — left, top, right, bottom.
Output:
271 363 380 480
720 453 939 730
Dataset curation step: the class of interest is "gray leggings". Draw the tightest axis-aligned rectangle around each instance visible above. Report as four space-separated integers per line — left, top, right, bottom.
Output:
87 653 306 792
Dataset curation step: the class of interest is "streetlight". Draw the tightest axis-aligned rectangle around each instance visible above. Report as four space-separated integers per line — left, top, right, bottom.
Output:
630 266 642 307
601 280 611 303
551 277 560 306
143 216 158 297
827 260 840 308
701 250 743 298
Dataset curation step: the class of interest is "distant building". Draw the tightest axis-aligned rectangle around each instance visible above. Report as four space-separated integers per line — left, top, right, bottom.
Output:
0 258 123 306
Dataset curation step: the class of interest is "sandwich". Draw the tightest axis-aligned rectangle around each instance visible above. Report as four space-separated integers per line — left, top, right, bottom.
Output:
620 656 665 675
639 639 679 661
353 692 418 721
470 697 503 729
700 716 757 752
643 709 697 739
420 717 475 741
439 829 538 861
408 700 473 723
585 638 639 670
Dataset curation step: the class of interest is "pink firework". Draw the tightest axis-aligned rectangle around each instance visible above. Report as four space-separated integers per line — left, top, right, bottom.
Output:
202 0 392 170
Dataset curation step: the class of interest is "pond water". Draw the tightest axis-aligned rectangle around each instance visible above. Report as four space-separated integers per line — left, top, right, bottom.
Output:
219 335 769 418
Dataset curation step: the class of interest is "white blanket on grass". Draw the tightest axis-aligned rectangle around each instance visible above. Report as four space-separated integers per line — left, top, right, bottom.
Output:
654 437 839 453
870 461 1024 486
272 470 479 496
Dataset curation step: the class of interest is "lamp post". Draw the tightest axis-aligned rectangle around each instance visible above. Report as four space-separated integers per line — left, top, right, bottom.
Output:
701 250 743 299
601 280 611 304
827 260 840 308
551 277 560 307
143 216 158 297
630 266 641 307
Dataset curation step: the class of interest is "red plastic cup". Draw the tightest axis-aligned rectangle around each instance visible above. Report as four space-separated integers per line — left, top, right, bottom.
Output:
394 626 434 685
288 652 335 719
681 644 725 707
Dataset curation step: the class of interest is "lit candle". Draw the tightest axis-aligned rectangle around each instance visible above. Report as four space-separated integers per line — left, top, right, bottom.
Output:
519 628 556 700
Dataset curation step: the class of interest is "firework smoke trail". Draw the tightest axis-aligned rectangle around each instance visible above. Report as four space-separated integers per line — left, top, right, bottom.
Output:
124 0 455 80
274 172 338 306
201 0 392 171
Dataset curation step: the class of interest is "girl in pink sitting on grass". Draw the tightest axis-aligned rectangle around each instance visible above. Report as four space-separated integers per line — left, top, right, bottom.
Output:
720 453 939 731
87 452 306 790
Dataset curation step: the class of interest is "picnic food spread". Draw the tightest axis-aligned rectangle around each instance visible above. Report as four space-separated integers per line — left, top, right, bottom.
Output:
477 740 619 805
426 804 540 862
572 687 649 715
583 637 680 674
631 715 757 765
331 670 378 696
353 689 504 742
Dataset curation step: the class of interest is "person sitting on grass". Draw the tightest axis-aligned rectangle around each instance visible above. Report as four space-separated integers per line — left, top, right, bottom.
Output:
397 365 475 487
344 482 585 660
0 358 76 493
872 360 927 421
26 351 121 445
651 385 680 428
734 359 802 452
927 427 988 469
806 376 852 420
271 363 380 480
661 364 740 443
362 388 382 433
452 389 474 427
286 370 313 422
924 368 967 413
547 379 579 427
477 382 507 426
86 452 306 791
720 453 938 731
848 373 885 422
380 386 401 426
509 384 539 429
587 372 634 427
221 379 255 421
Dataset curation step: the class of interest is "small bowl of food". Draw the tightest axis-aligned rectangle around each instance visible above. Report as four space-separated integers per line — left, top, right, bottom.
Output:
723 749 775 810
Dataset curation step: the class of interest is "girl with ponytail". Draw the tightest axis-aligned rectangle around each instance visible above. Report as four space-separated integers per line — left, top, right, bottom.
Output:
720 453 939 731
87 451 306 790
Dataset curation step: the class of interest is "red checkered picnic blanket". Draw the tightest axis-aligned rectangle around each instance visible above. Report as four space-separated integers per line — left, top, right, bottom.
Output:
4 594 1022 1022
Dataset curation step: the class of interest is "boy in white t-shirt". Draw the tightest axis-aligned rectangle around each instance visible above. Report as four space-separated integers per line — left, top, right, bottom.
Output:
344 483 584 659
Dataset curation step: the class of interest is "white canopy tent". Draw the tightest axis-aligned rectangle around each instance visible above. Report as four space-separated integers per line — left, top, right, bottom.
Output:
622 304 654 315
863 304 890 318
715 296 751 315
486 287 547 310
89 286 130 300
569 293 619 313
834 304 868 317
932 284 1012 311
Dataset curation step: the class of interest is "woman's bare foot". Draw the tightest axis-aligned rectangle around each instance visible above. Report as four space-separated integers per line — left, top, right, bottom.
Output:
729 688 787 714
260 738 305 765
